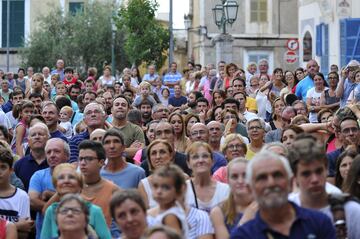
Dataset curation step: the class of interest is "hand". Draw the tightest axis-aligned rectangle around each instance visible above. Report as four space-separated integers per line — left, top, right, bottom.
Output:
41 190 55 201
130 140 144 149
16 218 34 232
198 110 206 123
341 67 348 79
238 201 258 226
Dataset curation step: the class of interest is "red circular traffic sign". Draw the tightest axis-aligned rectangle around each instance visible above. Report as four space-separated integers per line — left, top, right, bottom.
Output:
284 50 298 64
286 39 299 51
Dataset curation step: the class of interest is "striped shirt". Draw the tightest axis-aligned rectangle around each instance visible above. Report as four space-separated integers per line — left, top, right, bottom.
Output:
163 71 182 96
187 207 215 239
69 130 89 163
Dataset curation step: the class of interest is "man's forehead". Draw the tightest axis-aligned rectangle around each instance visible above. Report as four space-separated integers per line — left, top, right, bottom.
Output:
253 159 285 176
192 124 207 131
156 123 172 130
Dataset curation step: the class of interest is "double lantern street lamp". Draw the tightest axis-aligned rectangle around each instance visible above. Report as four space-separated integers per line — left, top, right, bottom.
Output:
212 0 239 35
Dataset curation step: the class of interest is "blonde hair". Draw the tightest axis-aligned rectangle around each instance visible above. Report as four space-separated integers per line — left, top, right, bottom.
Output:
186 142 213 160
139 81 151 90
169 112 187 152
60 106 74 116
220 134 246 155
222 158 249 226
52 163 83 189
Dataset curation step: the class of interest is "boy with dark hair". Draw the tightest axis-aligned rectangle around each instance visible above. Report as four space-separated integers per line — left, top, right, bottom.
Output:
0 145 33 236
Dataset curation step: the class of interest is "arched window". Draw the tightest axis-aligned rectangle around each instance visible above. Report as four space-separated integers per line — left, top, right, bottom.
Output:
303 31 312 62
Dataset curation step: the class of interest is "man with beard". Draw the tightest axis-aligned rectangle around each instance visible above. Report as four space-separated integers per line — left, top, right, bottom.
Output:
68 84 81 102
103 91 113 115
138 99 153 126
230 150 335 238
288 136 360 239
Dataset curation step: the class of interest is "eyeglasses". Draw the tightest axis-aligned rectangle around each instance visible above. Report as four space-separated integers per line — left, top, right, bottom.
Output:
58 207 83 215
341 127 359 135
248 126 262 131
78 156 98 163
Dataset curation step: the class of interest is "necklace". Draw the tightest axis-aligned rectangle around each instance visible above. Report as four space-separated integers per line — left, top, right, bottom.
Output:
84 178 102 187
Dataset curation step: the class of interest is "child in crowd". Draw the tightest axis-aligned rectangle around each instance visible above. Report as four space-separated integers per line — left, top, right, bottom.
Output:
161 88 170 107
133 81 157 107
25 73 49 101
58 106 73 139
53 81 67 100
147 165 189 238
50 74 60 99
0 145 32 238
10 100 34 157
84 78 96 92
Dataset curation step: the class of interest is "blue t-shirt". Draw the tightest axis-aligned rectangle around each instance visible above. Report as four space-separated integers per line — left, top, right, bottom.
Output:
100 163 146 189
230 202 336 239
28 168 55 239
295 75 314 101
168 95 188 107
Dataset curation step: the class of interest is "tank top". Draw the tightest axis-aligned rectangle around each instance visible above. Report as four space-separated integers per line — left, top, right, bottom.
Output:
81 179 116 226
324 89 340 105
141 177 157 208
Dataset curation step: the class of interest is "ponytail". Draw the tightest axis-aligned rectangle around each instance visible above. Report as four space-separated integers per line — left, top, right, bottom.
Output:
12 100 34 119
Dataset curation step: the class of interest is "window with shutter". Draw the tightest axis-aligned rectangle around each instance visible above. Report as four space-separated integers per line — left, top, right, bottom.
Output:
1 0 24 48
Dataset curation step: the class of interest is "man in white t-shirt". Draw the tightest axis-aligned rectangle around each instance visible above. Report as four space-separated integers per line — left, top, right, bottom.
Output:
288 136 360 239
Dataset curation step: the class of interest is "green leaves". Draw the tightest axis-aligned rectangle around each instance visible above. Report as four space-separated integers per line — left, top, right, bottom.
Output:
116 0 169 69
20 1 129 73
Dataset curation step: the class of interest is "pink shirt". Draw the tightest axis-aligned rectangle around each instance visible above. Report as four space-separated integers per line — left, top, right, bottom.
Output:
212 166 228 183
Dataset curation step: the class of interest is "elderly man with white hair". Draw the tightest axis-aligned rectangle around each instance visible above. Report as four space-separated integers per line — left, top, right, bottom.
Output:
14 123 50 192
230 150 336 238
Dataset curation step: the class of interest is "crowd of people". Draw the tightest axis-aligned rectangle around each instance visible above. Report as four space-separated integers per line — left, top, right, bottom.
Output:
0 57 360 239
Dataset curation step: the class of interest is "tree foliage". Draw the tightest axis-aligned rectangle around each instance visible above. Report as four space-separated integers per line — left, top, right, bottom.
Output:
116 0 169 69
20 1 129 73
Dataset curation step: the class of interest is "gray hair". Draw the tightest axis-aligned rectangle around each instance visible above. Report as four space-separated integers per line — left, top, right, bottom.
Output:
246 117 266 131
245 150 293 185
29 122 50 138
262 142 289 157
45 138 70 157
84 102 105 116
152 103 165 114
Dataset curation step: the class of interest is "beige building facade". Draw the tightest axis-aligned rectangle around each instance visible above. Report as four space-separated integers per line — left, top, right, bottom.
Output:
186 0 299 71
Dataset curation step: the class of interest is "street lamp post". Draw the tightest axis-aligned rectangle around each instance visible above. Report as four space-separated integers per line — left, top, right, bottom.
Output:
211 0 239 64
